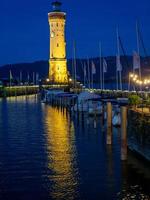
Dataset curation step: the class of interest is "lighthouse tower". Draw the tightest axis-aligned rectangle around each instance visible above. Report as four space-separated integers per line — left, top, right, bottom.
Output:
48 1 68 84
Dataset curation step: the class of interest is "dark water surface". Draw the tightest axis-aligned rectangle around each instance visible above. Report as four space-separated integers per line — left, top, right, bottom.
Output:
0 95 149 200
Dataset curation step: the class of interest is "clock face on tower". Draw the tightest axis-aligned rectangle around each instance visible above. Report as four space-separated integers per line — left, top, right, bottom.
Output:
51 31 55 38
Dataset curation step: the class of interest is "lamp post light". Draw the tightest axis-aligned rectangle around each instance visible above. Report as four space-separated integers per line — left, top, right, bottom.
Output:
128 73 134 91
130 73 134 78
128 73 150 92
46 78 50 85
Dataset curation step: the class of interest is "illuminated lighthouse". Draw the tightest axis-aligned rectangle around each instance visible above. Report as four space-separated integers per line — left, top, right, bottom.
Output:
48 1 68 84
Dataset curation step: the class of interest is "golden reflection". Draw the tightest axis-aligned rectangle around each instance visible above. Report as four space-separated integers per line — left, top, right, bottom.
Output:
45 106 78 199
106 145 116 193
4 95 38 103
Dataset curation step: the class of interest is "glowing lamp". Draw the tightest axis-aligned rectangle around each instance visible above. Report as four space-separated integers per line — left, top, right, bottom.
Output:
130 73 134 78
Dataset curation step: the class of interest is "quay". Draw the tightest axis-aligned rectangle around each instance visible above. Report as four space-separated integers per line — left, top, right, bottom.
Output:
1 83 150 98
42 87 150 163
0 86 39 97
1 84 150 162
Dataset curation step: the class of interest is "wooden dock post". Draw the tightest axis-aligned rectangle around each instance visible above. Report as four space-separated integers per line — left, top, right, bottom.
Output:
121 106 127 161
94 118 97 129
107 102 112 145
77 97 79 114
100 102 105 133
102 102 105 126
94 104 97 129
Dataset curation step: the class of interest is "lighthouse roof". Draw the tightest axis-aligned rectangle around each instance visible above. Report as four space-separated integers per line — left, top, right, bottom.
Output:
52 1 62 12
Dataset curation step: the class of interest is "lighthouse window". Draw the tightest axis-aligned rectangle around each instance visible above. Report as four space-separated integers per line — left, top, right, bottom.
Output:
57 23 58 27
57 43 59 47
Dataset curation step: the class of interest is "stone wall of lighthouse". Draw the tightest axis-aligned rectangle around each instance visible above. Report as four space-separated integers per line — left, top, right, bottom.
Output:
48 11 68 84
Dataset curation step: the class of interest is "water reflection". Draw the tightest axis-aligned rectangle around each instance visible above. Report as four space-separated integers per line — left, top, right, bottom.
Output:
0 96 149 199
44 107 79 200
106 145 115 193
119 151 150 198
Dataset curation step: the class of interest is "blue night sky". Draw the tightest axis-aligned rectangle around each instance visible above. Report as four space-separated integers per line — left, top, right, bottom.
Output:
0 0 150 66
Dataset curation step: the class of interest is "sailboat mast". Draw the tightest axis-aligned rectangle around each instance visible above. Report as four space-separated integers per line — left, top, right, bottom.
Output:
117 27 122 90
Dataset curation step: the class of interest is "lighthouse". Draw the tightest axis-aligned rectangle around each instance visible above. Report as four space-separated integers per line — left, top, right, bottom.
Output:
48 1 68 84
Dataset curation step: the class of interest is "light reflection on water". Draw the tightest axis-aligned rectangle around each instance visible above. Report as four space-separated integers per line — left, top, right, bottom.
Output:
44 106 79 199
0 95 149 200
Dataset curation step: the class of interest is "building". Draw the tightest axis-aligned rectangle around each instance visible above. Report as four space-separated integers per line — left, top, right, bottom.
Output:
48 1 68 84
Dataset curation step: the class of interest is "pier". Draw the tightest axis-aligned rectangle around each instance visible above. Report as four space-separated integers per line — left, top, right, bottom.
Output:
42 87 150 163
1 84 150 162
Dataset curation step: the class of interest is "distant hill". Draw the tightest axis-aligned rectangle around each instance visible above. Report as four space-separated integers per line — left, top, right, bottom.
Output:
0 56 150 82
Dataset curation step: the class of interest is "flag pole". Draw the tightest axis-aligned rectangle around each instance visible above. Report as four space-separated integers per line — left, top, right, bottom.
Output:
81 61 86 87
117 27 122 90
73 41 77 89
9 70 11 87
116 29 119 90
103 59 104 90
91 65 93 90
136 21 142 91
99 42 102 90
36 73 39 85
91 61 96 90
83 61 89 88
72 47 74 83
33 72 34 85
27 72 30 85
116 70 118 90
87 57 90 89
128 75 131 91
20 71 22 85
83 63 86 86
103 58 107 90
103 68 105 90
84 62 86 87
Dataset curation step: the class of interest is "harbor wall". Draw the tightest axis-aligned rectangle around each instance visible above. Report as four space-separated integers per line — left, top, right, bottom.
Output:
0 86 39 97
128 109 150 161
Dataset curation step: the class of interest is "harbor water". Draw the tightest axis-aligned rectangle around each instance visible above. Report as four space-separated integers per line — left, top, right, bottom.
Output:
0 95 149 200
